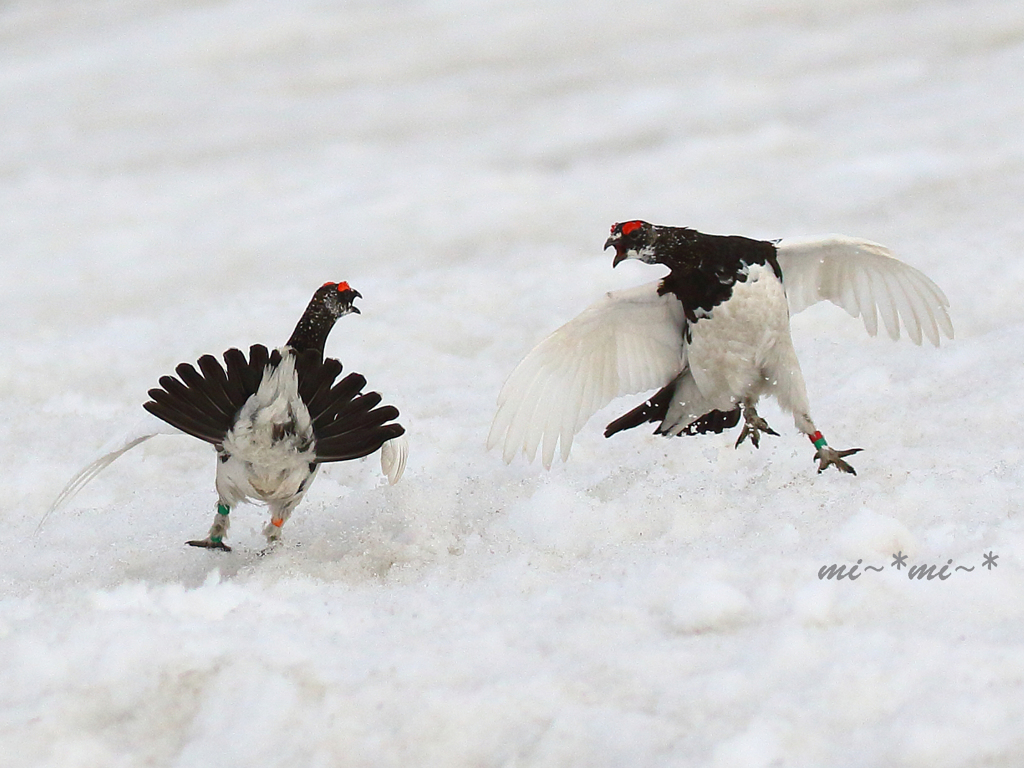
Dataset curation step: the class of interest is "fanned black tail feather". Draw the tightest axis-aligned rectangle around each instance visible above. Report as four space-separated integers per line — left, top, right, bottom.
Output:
144 344 403 461
291 350 404 464
174 360 235 424
307 390 405 464
678 407 741 435
605 381 676 438
143 345 273 445
315 422 405 462
317 392 383 436
145 387 226 444
605 378 741 439
309 373 368 426
316 401 397 442
247 344 271 389
220 348 253 406
296 355 344 410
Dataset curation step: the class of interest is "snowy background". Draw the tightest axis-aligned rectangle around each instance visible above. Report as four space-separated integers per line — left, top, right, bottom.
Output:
2 0 1024 765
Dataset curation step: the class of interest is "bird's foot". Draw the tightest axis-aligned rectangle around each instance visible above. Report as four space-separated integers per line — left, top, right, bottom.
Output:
735 411 779 449
257 538 283 558
814 446 862 475
187 536 232 552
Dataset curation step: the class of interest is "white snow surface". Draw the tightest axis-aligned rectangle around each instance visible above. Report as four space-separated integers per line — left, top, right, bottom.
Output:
3 0 1024 765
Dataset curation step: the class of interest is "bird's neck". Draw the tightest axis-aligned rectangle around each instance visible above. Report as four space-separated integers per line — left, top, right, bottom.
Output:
649 226 699 268
285 301 338 358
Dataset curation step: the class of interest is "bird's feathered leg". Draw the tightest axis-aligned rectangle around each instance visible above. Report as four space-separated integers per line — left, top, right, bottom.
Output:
262 515 286 549
187 502 233 551
734 400 779 449
260 464 319 549
771 350 861 475
262 497 300 549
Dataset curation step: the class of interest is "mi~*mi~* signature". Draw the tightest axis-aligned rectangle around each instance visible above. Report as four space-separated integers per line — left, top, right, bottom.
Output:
818 551 999 581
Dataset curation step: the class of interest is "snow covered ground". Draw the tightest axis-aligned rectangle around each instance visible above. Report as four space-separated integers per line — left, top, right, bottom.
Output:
2 0 1024 765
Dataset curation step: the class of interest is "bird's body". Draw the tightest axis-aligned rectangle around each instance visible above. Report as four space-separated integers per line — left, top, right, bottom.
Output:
214 353 318 517
46 282 407 550
489 222 953 473
655 260 806 435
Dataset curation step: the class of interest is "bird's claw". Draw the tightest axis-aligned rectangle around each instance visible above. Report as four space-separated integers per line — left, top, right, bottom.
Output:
187 537 232 552
814 446 862 475
257 539 283 558
735 414 779 449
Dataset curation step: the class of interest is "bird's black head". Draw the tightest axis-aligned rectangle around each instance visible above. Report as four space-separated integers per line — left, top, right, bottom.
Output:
316 281 362 318
605 220 659 266
286 281 362 356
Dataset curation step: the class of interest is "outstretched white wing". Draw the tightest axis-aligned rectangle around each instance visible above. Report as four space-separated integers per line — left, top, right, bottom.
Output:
39 412 183 532
776 235 953 346
488 281 686 468
380 434 408 485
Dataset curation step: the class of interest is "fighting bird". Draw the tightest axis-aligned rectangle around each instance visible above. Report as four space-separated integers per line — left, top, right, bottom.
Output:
46 282 408 550
488 222 953 474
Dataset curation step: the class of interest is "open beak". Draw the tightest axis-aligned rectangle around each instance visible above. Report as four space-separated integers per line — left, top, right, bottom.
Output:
605 237 627 267
340 288 362 313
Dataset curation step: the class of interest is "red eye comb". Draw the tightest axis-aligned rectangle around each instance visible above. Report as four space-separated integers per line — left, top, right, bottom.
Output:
621 221 643 236
322 281 352 292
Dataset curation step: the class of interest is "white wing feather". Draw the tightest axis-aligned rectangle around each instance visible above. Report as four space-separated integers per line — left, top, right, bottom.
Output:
38 412 183 532
488 281 686 467
776 235 953 345
380 434 408 485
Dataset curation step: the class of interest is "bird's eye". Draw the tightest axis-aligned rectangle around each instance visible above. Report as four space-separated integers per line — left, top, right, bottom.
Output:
621 221 643 236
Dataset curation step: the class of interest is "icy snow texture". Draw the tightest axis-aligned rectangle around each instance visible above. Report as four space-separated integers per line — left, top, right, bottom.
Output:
2 0 1024 766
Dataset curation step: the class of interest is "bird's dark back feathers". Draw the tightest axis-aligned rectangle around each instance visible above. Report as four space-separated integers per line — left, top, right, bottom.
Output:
143 345 404 462
655 229 782 326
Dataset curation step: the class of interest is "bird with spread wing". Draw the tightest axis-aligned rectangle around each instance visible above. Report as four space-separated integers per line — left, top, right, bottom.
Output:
488 222 953 475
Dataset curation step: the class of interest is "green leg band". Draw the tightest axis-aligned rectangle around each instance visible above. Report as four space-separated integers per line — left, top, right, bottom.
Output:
217 504 231 516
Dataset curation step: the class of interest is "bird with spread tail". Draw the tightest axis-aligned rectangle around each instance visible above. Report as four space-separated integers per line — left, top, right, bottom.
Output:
488 222 953 474
45 282 408 550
